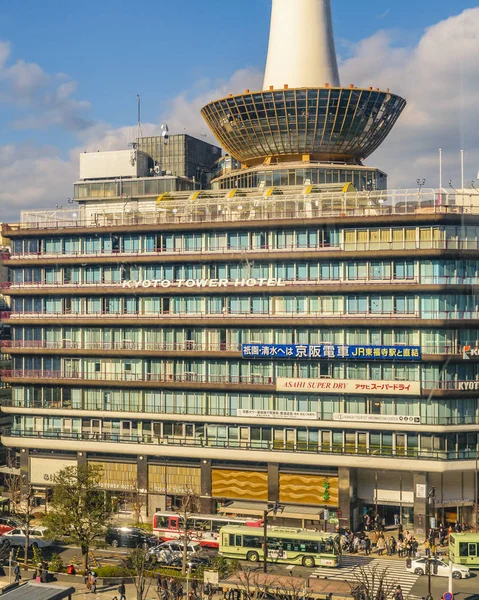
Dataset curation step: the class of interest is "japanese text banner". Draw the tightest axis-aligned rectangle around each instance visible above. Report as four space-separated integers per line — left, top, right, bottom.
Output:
276 378 421 396
242 344 421 360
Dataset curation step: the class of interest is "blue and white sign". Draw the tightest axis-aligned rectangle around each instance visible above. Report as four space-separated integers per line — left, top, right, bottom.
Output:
242 344 422 360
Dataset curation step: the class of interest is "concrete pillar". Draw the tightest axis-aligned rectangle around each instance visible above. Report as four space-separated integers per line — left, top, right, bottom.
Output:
200 459 213 513
338 467 355 530
137 456 148 516
413 473 427 539
19 448 29 493
268 464 279 502
77 451 87 469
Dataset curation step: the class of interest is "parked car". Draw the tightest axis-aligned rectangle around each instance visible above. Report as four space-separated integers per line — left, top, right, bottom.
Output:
406 557 470 579
105 527 158 550
148 540 202 564
0 517 22 536
1 527 52 549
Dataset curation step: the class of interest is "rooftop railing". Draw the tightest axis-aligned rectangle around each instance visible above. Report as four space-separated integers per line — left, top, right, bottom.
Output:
4 188 479 232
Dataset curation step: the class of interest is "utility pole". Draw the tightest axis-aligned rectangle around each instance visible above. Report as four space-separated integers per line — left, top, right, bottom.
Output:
263 501 284 574
475 448 478 533
263 509 268 573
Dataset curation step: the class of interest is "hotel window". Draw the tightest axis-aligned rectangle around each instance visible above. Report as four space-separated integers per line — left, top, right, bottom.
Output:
228 232 248 250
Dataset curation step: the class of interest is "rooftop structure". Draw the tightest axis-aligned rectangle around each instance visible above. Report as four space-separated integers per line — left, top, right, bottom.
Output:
202 0 406 170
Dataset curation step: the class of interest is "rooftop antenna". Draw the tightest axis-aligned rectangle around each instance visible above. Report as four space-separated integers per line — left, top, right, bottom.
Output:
137 94 143 140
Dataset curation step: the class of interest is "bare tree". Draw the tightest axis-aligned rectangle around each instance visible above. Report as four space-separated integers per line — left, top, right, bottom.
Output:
233 566 276 600
123 478 147 525
178 487 200 576
123 547 153 600
349 564 398 600
4 468 34 567
271 574 312 600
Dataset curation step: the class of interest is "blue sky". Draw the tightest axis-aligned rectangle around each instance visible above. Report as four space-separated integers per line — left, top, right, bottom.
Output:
0 0 476 146
0 0 479 217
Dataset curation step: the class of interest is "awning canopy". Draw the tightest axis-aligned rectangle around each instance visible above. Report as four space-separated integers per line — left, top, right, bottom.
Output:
218 500 324 522
1 583 75 600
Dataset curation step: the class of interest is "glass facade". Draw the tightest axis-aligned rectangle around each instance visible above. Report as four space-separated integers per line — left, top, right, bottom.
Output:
212 165 387 191
136 134 221 188
3 188 479 528
201 88 406 165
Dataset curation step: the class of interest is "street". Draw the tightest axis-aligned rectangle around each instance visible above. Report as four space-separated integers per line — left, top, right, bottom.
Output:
27 544 479 599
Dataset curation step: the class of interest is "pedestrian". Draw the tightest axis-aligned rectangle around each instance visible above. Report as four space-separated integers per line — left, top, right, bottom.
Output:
90 572 98 594
364 536 371 555
377 536 385 556
390 535 397 555
394 585 404 600
394 513 399 527
397 539 404 558
118 579 126 600
13 563 20 582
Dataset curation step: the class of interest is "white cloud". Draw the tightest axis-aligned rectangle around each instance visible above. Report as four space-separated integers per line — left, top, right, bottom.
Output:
162 68 263 142
0 40 93 131
2 7 479 222
340 7 479 189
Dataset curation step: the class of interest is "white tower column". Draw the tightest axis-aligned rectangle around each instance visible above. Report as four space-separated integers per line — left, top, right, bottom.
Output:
263 0 340 90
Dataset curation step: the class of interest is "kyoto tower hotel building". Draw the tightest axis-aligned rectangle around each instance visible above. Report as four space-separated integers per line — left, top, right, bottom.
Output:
2 0 479 535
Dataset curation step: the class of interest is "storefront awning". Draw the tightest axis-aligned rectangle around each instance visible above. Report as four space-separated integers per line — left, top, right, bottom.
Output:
218 500 324 522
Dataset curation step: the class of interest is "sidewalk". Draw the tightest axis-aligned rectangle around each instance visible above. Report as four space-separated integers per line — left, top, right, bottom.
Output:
0 578 224 600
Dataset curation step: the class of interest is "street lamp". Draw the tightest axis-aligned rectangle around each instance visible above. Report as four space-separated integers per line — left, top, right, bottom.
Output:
263 501 284 573
427 487 436 534
185 562 192 599
475 447 478 533
425 555 438 600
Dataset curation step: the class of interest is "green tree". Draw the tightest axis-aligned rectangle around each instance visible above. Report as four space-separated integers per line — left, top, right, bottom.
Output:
43 464 116 569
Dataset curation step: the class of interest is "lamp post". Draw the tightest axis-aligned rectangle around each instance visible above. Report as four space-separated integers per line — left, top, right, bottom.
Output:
427 487 436 535
263 501 284 573
475 448 478 533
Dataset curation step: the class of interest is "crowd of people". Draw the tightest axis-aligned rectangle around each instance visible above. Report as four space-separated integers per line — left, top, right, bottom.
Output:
341 512 472 562
340 528 421 558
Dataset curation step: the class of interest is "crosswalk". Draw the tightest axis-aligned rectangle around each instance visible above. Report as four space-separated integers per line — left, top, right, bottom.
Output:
311 556 419 596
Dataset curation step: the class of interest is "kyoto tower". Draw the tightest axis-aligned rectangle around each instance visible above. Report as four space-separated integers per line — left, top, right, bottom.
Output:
202 0 406 190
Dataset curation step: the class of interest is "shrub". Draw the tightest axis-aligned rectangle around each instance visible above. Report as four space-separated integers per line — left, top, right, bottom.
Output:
94 566 131 578
48 553 64 573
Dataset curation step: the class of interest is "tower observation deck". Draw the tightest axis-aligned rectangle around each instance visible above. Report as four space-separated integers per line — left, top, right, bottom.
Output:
202 0 406 187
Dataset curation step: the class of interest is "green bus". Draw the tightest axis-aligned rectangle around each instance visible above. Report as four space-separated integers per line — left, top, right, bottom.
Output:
449 533 479 568
219 524 341 568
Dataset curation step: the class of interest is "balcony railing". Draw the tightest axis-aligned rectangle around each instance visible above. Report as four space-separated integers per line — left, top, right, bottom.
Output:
5 275 479 290
7 240 479 261
4 428 472 462
1 340 239 352
4 310 479 322
0 369 275 385
0 339 465 356
3 398 479 427
1 368 477 392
